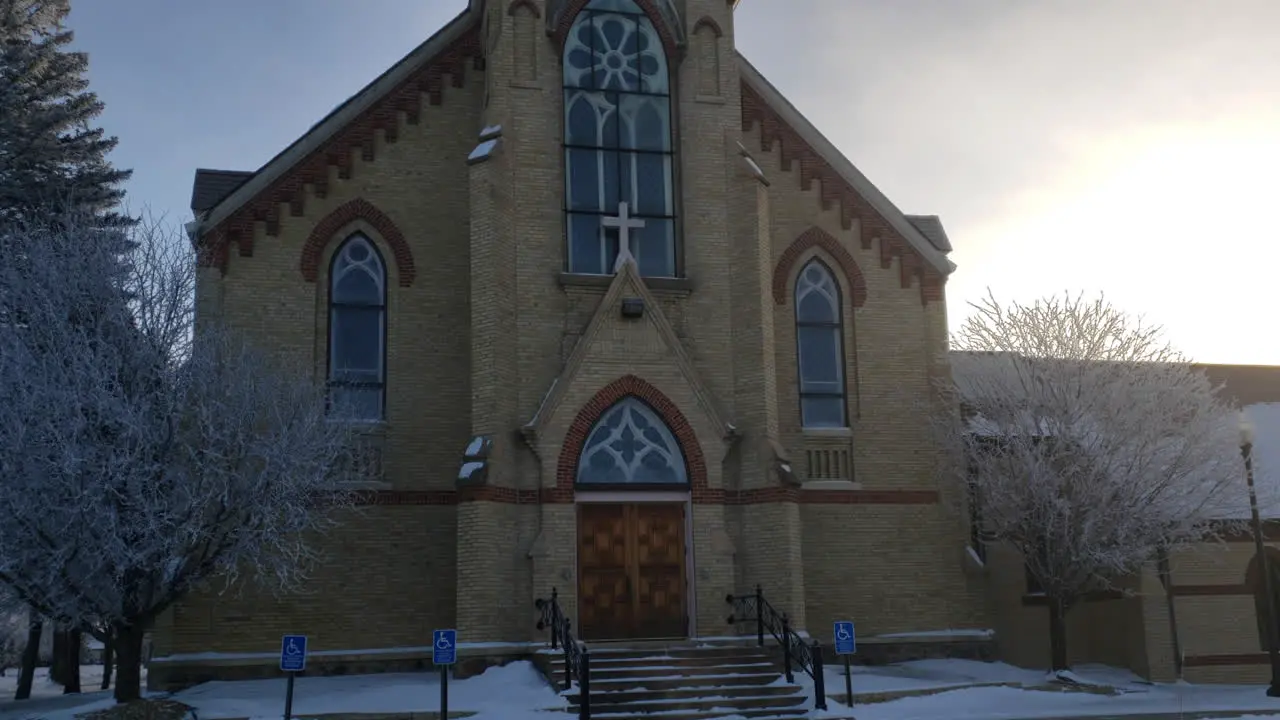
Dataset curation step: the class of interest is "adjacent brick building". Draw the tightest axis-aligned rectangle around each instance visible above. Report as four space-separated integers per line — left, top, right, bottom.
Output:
151 0 986 687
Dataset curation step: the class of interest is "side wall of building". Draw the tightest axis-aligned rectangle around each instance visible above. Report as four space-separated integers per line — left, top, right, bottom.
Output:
152 43 484 663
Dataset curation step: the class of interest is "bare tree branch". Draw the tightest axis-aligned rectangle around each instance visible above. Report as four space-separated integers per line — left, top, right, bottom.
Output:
0 212 365 701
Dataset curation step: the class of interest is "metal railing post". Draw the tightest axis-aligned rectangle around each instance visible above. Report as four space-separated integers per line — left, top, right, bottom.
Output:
550 587 559 650
781 613 794 684
755 584 764 647
561 617 573 691
811 640 827 711
579 647 592 720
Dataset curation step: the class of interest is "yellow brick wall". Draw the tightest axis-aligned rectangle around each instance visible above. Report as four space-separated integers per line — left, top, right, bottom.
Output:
160 506 456 655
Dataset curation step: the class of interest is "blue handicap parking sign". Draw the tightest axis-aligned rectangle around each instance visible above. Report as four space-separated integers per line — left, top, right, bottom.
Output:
280 634 308 672
433 628 457 666
834 621 856 655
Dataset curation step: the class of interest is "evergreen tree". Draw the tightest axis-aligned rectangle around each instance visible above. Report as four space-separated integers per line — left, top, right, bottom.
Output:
0 0 133 231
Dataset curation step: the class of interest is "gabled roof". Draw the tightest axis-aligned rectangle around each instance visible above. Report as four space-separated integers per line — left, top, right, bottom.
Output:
190 169 252 213
737 54 955 281
191 3 482 263
906 215 953 253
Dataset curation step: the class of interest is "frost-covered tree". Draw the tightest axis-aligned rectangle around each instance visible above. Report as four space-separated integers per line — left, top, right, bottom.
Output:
0 0 133 231
0 215 364 703
939 292 1242 673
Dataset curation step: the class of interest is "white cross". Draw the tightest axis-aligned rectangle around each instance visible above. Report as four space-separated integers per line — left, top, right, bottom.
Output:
601 201 646 273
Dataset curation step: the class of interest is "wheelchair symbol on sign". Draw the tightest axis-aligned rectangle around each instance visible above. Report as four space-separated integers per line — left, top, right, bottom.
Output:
436 635 453 650
286 639 303 656
836 626 851 641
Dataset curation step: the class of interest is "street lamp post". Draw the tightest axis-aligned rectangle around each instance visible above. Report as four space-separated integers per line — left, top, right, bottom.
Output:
1240 412 1280 697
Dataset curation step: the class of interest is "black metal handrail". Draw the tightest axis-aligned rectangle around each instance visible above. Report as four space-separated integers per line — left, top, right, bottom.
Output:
726 584 827 711
535 588 592 720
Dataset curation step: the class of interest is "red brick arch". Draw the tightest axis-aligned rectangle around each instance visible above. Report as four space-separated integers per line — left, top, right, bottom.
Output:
552 0 680 57
507 0 541 17
556 375 708 492
299 198 416 287
692 15 722 38
772 226 868 308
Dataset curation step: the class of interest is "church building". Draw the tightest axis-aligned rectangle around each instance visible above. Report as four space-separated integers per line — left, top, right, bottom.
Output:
153 0 984 687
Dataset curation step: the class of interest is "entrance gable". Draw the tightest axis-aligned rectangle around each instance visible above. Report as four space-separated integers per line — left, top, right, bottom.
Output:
523 260 733 455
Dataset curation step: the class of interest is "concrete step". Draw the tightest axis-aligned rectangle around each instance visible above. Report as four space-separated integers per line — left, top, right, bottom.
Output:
559 643 769 659
575 661 777 680
550 651 774 669
590 704 811 720
566 682 799 706
582 672 781 692
586 692 807 716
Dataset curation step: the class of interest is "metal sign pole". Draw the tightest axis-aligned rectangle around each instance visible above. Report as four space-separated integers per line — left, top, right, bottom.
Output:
440 664 448 719
284 672 296 720
843 655 852 708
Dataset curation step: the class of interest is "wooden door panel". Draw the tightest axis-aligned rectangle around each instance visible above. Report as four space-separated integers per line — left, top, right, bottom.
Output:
578 504 632 641
578 502 688 641
633 504 686 638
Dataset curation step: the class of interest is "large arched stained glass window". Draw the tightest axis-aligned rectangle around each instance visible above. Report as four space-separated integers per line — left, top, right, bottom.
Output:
577 397 688 485
563 0 676 278
795 260 847 428
328 235 386 421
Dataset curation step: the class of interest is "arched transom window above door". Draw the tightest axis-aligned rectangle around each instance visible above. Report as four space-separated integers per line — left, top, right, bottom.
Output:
563 0 677 278
577 397 688 486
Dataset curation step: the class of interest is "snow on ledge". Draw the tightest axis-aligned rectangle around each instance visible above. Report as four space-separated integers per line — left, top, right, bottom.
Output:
874 629 996 641
151 641 542 666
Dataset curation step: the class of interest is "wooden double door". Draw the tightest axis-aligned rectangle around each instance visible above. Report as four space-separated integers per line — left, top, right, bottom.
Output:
577 502 688 641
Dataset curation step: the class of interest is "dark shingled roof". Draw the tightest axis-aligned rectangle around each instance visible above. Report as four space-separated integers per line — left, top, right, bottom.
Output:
1197 364 1280 407
905 215 952 253
190 169 254 214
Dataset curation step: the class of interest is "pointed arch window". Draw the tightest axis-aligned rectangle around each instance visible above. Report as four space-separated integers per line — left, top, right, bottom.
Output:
563 0 677 277
328 235 386 421
795 260 847 428
577 397 688 485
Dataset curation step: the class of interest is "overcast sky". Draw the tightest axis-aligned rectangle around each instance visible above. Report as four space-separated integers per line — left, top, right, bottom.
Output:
65 1 1280 364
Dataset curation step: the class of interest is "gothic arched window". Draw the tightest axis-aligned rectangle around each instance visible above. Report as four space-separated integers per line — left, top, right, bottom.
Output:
577 397 688 485
795 260 847 428
328 235 386 421
563 0 676 278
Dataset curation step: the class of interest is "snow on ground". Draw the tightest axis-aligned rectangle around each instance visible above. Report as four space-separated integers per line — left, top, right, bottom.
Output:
173 661 564 720
6 658 1280 720
787 659 1280 720
0 664 135 700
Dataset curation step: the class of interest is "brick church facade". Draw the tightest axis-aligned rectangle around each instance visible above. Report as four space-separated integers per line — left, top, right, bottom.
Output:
153 0 986 686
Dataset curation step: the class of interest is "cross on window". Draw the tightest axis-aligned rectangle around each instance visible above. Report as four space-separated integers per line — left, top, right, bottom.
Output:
601 201 646 272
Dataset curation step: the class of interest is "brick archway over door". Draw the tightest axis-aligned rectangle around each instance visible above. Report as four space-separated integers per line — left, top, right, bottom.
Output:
556 374 708 494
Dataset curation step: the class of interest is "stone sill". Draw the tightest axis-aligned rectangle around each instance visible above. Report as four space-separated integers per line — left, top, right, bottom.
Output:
800 479 862 491
802 427 853 439
558 272 694 295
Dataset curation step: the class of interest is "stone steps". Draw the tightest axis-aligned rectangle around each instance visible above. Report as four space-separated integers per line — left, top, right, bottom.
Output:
546 642 810 720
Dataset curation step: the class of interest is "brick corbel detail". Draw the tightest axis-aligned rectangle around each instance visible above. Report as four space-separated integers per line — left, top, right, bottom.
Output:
551 0 679 57
741 83 945 306
556 375 712 501
199 24 483 274
300 198 416 287
773 226 868 308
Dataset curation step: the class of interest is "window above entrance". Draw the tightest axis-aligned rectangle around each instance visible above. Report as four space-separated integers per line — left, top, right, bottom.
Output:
577 396 689 486
563 0 677 278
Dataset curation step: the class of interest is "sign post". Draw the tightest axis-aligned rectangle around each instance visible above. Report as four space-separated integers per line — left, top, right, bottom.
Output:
279 634 308 720
433 629 457 719
833 621 856 708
